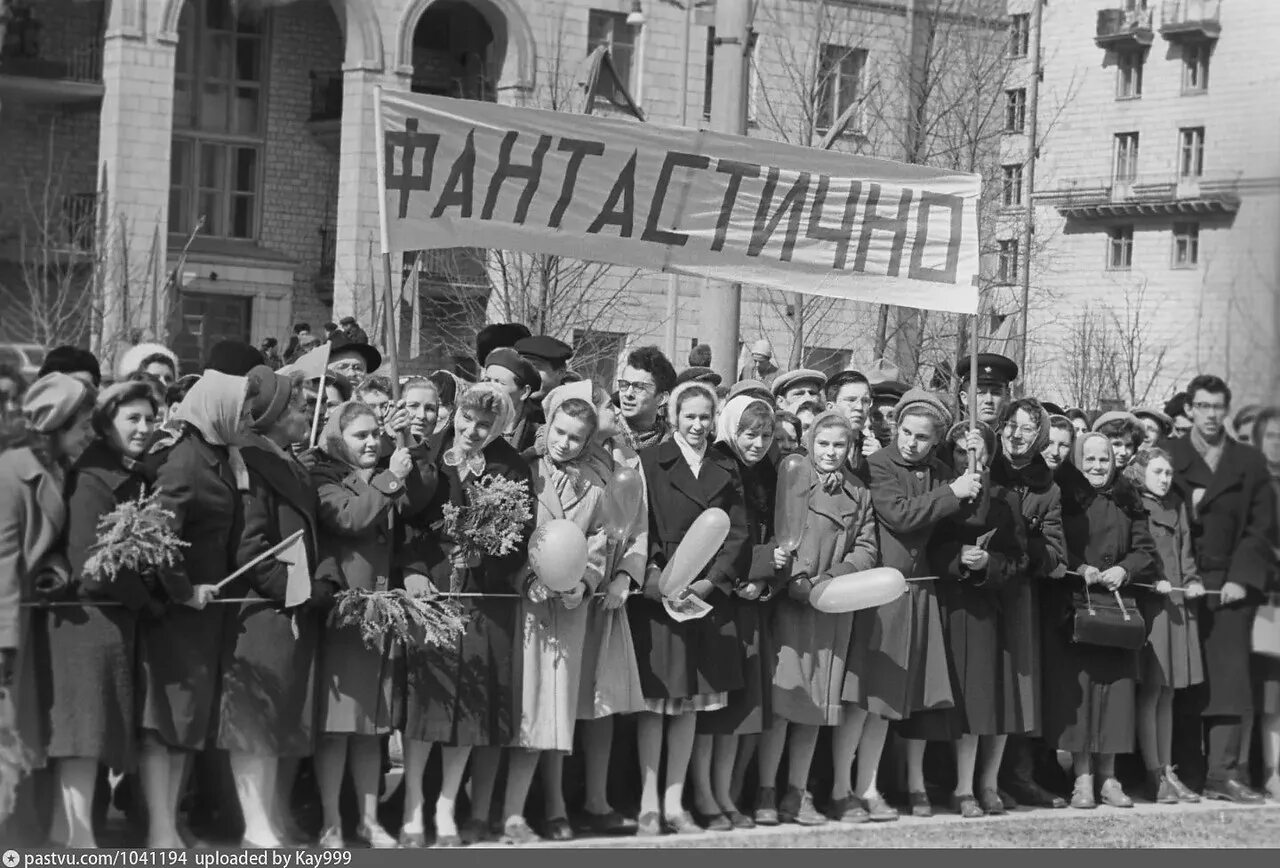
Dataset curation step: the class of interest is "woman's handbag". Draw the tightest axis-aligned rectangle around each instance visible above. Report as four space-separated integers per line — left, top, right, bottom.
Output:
1069 574 1146 651
1252 597 1280 659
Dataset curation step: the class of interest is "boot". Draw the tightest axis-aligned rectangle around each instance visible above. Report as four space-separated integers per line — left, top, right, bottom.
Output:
1147 769 1178 805
1164 766 1200 803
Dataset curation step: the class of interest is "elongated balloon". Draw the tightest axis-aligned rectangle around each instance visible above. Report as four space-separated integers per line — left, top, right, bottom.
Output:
603 466 644 542
659 508 731 598
808 568 907 613
774 453 812 553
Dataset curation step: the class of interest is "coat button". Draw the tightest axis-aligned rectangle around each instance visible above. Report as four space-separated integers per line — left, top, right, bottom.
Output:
915 471 924 479
909 548 918 558
388 481 399 491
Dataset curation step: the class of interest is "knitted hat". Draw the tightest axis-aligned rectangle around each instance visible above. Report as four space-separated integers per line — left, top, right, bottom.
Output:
23 372 91 433
246 365 294 432
894 388 953 429
206 340 265 377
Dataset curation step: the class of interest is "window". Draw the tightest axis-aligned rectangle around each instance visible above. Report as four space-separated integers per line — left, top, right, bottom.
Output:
803 346 852 378
703 26 714 120
1008 13 1029 58
1179 126 1204 178
997 239 1019 284
573 328 626 389
1001 164 1023 207
817 44 867 132
169 0 267 240
1172 222 1199 267
1113 132 1139 183
1182 42 1209 93
1107 226 1134 270
1005 88 1026 132
1116 49 1144 99
587 9 637 108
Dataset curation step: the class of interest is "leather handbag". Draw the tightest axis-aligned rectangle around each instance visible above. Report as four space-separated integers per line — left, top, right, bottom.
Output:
1070 575 1146 651
1252 598 1280 659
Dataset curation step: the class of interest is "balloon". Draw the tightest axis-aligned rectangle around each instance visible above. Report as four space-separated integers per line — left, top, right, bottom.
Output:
774 453 812 552
808 568 907 613
659 508 731 597
603 466 644 542
528 519 589 592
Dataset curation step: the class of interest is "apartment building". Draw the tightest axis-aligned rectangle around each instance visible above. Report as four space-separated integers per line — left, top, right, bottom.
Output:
1006 0 1280 406
1 0 1006 384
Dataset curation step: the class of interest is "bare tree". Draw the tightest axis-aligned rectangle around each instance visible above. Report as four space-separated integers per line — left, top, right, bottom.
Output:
1061 302 1120 411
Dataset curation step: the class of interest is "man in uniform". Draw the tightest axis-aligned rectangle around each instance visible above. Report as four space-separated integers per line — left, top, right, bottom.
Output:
956 353 1018 426
515 335 574 401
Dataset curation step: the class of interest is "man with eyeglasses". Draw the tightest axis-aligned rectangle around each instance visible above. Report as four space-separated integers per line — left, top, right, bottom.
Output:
956 353 1018 426
1167 374 1275 804
326 334 382 383
825 369 879 483
771 368 827 414
616 345 676 451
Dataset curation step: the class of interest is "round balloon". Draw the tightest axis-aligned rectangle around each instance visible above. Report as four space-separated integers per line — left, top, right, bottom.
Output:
659 508 731 598
603 466 644 542
808 568 907 613
774 453 812 553
528 519 589 592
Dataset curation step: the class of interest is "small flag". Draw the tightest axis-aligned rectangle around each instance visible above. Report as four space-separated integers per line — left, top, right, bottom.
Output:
279 341 331 381
279 534 312 608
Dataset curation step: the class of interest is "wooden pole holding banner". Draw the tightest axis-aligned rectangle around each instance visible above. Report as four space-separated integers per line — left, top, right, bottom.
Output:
374 86 408 450
309 367 325 448
969 315 979 469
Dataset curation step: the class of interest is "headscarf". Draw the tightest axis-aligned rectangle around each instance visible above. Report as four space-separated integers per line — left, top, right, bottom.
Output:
536 379 596 472
319 400 377 471
169 369 250 489
999 399 1051 459
1073 431 1115 490
444 382 515 481
666 379 718 430
716 394 773 466
805 410 854 493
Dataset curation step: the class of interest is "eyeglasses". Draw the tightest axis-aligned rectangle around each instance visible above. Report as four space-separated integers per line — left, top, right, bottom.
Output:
1004 422 1040 438
616 380 655 395
1191 402 1227 413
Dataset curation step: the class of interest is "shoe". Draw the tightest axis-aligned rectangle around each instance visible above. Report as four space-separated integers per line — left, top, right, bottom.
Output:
1147 770 1178 805
356 821 398 848
1165 767 1200 803
753 787 779 826
908 790 932 818
862 792 899 822
583 809 637 835
663 811 701 835
1203 778 1265 805
948 793 982 819
459 817 490 844
778 787 827 826
1004 778 1067 809
397 829 426 848
544 817 574 842
1263 770 1280 802
636 811 662 837
978 788 1006 816
995 788 1018 810
1099 778 1133 808
725 810 755 830
318 826 344 849
1070 775 1096 810
693 810 732 832
826 795 869 824
500 817 542 845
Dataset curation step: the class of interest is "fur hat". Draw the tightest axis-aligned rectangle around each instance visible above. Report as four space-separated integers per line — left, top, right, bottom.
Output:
116 342 180 380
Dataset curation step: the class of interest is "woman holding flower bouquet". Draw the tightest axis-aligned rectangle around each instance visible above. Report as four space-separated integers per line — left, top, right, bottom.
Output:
398 383 533 847
309 400 434 849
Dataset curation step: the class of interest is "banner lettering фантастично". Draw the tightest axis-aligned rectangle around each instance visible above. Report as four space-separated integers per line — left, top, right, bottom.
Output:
378 90 981 315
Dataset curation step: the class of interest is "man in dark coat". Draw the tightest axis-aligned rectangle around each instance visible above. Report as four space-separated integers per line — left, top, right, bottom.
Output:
1168 374 1276 804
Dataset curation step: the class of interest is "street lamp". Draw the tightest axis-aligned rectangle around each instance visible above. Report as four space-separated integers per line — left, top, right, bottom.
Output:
626 0 645 27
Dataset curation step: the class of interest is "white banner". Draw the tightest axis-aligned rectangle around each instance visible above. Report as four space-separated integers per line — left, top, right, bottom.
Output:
378 90 981 314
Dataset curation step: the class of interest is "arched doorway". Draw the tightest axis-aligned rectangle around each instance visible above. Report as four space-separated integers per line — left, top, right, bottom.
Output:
410 0 496 101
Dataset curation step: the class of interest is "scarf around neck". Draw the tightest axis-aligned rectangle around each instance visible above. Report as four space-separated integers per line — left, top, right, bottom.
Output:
806 409 854 493
1190 426 1225 474
445 382 515 482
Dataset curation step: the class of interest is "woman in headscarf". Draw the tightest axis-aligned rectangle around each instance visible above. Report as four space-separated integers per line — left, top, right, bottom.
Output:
138 370 244 848
398 383 532 847
429 369 462 437
0 374 95 845
1044 431 1156 810
630 381 747 836
762 410 879 827
309 400 431 849
1250 407 1280 800
691 395 778 831
51 381 157 847
926 422 1030 818
216 367 331 846
497 384 610 844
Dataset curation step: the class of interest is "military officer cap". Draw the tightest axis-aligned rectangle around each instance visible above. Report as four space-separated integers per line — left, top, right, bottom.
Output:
515 335 574 366
955 353 1019 388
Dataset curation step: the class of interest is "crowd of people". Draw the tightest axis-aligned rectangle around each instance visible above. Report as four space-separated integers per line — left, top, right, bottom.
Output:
0 321 1276 851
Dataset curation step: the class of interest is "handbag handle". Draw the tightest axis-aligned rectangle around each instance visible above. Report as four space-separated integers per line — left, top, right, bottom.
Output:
1079 573 1132 622
1112 591 1131 622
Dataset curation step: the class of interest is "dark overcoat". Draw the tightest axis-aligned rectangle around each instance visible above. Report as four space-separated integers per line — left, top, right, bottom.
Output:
629 438 748 702
217 444 323 756
1168 435 1278 716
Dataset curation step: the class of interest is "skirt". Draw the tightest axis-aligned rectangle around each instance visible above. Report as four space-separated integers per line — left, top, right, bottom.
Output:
139 606 231 750
514 598 590 752
1139 596 1204 690
576 602 646 720
697 595 773 735
628 597 744 703
317 622 401 736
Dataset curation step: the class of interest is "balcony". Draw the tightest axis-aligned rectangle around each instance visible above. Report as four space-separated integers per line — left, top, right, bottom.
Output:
1095 7 1155 49
0 29 104 106
1037 172 1240 220
1160 0 1220 41
307 70 342 152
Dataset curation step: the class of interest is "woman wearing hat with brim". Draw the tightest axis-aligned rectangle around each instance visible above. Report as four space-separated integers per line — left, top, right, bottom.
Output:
0 373 96 845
